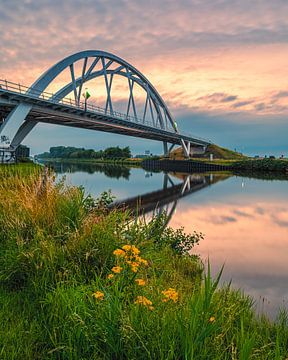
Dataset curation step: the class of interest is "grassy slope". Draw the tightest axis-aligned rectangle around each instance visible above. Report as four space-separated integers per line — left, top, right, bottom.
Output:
169 144 246 161
1 166 288 359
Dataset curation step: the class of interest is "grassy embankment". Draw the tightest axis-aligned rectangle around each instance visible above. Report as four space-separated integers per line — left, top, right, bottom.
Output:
39 144 288 173
169 144 246 162
1 165 288 359
169 145 288 173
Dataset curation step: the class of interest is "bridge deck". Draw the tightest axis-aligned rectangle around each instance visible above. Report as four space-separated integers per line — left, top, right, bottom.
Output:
0 80 210 148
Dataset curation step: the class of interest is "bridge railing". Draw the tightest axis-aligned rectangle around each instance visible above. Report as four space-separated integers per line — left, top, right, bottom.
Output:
0 79 175 132
184 131 211 144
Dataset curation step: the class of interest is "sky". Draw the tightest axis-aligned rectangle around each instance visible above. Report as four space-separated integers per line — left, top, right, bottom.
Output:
1 0 288 156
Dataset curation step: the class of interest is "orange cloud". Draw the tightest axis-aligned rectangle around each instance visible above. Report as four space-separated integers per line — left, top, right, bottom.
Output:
1 1 288 118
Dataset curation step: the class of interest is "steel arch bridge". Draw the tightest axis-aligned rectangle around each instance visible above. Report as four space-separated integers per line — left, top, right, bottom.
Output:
0 50 210 163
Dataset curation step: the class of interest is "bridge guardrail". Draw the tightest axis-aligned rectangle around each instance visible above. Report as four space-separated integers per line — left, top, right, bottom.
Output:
0 79 173 130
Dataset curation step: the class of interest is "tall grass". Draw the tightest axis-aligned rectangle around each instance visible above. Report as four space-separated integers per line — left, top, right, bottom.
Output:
1 165 288 359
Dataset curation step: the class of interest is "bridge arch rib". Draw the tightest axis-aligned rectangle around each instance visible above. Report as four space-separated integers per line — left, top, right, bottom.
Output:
1 50 181 155
30 50 178 132
0 50 210 162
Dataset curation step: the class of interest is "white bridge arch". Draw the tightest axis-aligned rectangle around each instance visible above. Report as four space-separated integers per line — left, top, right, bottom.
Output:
0 50 210 163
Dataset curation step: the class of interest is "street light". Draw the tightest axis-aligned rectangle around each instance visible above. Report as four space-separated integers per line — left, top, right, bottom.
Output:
82 88 91 111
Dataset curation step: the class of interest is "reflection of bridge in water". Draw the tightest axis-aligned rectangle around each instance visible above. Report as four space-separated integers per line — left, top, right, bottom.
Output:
112 172 230 226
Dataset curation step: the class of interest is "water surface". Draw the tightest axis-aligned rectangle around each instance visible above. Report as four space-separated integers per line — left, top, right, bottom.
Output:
48 161 288 317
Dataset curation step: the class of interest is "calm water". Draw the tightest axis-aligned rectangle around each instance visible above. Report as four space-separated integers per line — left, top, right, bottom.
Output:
48 162 288 317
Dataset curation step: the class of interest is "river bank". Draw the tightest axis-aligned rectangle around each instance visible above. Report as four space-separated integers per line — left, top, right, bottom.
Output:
139 156 287 174
38 157 288 175
1 164 288 359
38 157 144 167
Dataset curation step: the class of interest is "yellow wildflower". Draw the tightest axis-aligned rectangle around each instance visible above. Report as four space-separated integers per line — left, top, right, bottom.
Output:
126 261 140 272
92 291 104 300
122 244 140 255
130 261 140 268
122 244 132 252
134 296 152 307
111 266 122 274
162 288 179 303
135 256 148 266
135 278 146 286
107 274 114 279
113 249 126 257
131 245 140 255
209 316 215 323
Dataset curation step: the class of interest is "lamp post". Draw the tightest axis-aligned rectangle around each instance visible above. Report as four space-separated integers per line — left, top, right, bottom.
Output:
82 88 91 112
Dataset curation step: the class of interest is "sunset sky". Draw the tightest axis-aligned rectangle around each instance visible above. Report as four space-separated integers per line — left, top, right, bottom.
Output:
1 0 288 155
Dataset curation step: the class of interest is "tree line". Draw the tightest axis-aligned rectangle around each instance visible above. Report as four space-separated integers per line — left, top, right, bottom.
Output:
37 146 131 159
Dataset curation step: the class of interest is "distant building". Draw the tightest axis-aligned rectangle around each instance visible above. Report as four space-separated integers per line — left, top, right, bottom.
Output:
16 145 30 159
135 154 149 159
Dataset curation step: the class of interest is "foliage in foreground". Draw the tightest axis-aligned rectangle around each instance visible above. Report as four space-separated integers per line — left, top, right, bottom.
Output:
1 167 288 359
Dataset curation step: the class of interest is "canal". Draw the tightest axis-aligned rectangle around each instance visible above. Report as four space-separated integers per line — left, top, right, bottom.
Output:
47 161 288 318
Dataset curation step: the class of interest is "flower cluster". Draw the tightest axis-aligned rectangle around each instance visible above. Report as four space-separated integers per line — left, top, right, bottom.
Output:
135 278 146 286
111 266 122 274
111 244 148 273
92 245 180 312
162 288 179 303
134 296 154 310
92 291 104 300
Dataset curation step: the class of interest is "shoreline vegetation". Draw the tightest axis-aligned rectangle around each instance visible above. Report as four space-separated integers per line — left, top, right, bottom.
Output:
36 145 288 174
1 164 288 359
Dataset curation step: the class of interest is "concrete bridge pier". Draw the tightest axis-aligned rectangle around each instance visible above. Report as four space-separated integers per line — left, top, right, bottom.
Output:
180 140 208 158
190 145 207 156
163 141 168 157
181 139 191 158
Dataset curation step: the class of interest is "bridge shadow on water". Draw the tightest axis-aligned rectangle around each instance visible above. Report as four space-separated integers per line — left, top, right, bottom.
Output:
111 171 231 226
43 160 231 227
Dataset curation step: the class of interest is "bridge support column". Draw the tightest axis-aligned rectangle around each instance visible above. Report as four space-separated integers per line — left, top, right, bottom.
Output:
168 143 176 154
163 141 168 157
0 103 32 150
10 120 37 149
181 139 190 158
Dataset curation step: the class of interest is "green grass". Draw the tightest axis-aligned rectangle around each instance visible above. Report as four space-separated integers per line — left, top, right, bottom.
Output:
232 158 288 173
205 144 247 160
1 165 288 359
169 144 246 160
0 163 41 177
